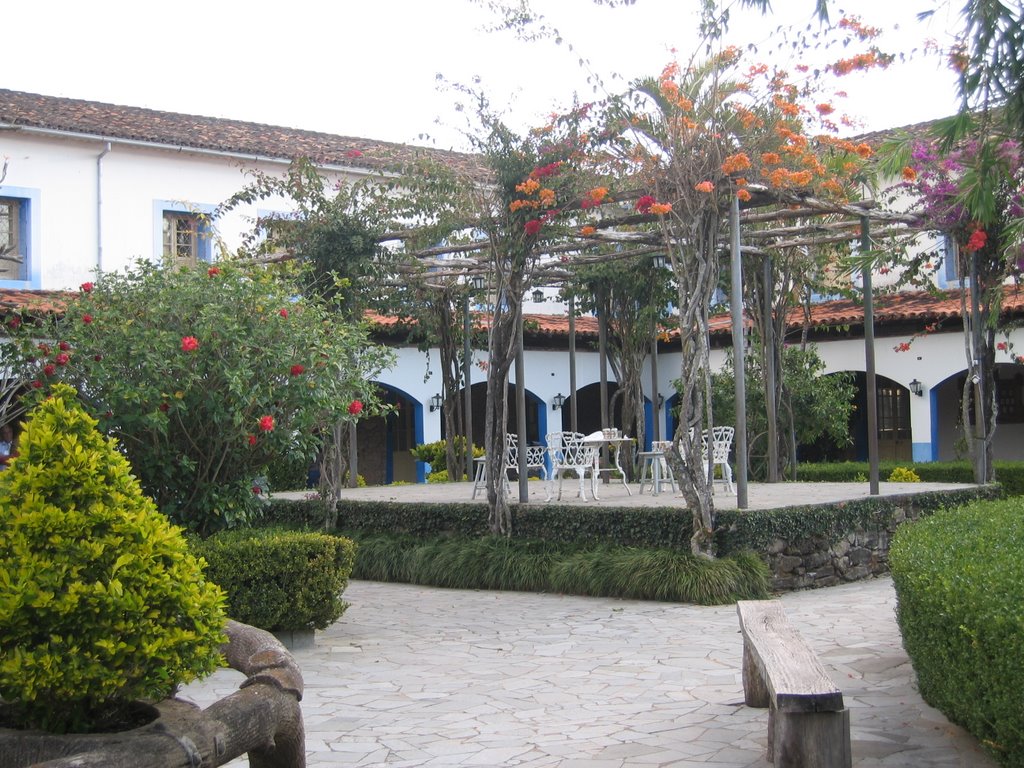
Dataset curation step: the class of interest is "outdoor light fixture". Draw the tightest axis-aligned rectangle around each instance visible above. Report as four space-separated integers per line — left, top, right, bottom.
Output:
471 275 486 291
657 394 665 409
429 393 443 412
909 379 924 397
552 393 565 410
652 254 668 270
532 288 545 303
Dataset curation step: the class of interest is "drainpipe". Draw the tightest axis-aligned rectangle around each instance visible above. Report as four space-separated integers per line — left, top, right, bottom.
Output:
96 142 111 273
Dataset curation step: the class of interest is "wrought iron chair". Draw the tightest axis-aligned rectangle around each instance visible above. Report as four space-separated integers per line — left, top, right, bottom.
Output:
544 431 598 501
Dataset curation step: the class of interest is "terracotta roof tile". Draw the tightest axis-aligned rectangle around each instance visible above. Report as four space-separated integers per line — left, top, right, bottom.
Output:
0 89 489 179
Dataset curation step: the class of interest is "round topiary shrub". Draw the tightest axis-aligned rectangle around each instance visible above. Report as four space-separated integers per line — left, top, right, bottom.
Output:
0 385 227 734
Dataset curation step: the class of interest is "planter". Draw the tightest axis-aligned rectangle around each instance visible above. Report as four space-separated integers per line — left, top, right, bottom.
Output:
1 621 306 768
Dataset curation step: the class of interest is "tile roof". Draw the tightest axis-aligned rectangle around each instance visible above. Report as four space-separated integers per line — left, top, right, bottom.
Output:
5 287 1021 340
0 89 489 179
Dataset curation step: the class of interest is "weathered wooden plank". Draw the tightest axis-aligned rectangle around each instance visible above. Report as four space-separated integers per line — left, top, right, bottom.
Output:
737 600 844 713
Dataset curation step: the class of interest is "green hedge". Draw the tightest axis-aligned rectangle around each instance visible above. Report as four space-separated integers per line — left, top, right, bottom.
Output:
193 528 357 631
890 498 1024 767
796 460 1024 497
349 533 770 605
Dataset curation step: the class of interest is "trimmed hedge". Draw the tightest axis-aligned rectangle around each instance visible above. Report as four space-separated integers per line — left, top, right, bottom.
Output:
193 528 357 632
797 459 1024 497
890 498 1024 767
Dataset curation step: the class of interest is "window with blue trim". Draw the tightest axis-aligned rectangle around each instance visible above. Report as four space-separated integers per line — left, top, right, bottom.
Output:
0 196 27 281
156 201 215 267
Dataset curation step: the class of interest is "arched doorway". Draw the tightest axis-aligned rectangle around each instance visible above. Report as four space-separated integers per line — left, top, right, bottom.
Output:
358 384 420 484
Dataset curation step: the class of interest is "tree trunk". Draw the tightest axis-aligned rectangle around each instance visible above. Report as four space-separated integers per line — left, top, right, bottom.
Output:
1 621 305 768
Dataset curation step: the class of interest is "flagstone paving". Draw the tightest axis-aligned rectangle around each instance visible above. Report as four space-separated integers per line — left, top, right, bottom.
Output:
179 576 996 767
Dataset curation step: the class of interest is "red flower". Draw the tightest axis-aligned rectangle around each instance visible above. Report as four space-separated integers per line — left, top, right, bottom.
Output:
207 267 221 277
93 354 103 362
964 228 987 253
80 282 94 293
82 314 93 324
181 336 200 353
259 415 275 432
345 149 364 158
290 364 305 376
31 380 42 389
58 341 70 351
636 195 656 213
279 308 289 318
248 434 258 446
159 402 170 412
997 341 1008 351
43 364 56 376
524 219 542 236
348 400 364 415
37 343 50 355
252 485 262 495
54 353 69 366
7 317 21 330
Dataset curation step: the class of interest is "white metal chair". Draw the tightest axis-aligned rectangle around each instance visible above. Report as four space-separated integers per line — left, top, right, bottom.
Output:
545 431 598 501
702 426 735 494
506 433 547 481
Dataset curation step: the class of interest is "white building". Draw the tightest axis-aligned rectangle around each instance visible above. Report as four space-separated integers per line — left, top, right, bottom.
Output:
1 88 1021 484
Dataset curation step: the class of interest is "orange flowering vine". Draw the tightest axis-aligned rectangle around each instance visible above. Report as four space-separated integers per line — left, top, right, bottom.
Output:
579 226 597 236
694 181 714 194
721 153 752 175
649 202 673 215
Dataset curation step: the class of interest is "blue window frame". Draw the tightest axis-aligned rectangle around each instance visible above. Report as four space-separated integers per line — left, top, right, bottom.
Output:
154 201 215 266
0 186 40 288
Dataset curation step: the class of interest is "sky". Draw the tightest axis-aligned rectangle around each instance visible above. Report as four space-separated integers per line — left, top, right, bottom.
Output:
6 0 964 152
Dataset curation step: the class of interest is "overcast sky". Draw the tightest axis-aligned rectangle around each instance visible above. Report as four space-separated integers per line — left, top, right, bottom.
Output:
7 0 962 151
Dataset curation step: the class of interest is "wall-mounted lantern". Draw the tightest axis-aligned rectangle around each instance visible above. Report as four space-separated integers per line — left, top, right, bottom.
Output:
531 288 545 303
471 275 486 291
909 379 924 397
429 393 443 412
652 254 668 270
552 393 565 410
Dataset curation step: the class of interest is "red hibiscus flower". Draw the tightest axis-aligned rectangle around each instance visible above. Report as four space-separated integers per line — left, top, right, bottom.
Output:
259 415 275 432
159 402 170 412
524 219 542 236
964 228 987 253
80 282 94 293
248 434 258 446
290 364 305 376
93 354 103 362
252 486 262 495
279 308 289 318
181 336 200 353
82 314 93 324
7 317 21 330
348 400 364 415
997 341 1007 351
636 195 656 213
207 267 221 277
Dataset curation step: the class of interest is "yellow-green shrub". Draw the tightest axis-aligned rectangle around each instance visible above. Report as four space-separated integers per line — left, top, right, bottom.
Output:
0 385 227 733
888 466 922 482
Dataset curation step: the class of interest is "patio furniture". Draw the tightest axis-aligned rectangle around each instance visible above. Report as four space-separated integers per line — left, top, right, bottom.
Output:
506 433 548 481
704 426 736 494
545 431 599 502
581 429 634 497
638 440 677 496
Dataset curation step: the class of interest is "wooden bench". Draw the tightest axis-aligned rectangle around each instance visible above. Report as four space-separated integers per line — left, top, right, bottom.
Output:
736 600 852 768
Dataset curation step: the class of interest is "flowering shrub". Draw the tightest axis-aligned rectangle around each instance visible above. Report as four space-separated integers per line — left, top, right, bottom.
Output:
5 260 392 533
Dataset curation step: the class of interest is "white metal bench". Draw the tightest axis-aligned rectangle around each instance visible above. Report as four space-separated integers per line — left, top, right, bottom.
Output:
736 600 851 768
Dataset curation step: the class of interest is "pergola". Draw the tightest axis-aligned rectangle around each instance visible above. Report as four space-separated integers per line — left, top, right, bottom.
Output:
383 182 926 509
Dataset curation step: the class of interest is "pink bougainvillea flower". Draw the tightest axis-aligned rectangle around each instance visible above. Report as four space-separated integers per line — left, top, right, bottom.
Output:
54 353 69 366
181 336 200 353
207 266 221 277
43 364 56 376
694 181 715 193
348 400 364 416
635 195 656 213
80 282 94 293
290 363 305 376
259 415 275 432
248 434 258 446
524 219 542 236
82 314 93 324
279 308 289 318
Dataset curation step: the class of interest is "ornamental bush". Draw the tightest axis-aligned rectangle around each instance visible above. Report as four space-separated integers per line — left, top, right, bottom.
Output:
193 528 357 631
890 499 1024 766
0 385 227 733
5 259 393 534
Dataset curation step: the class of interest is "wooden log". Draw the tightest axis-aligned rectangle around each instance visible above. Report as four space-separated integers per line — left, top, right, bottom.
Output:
1 621 306 768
